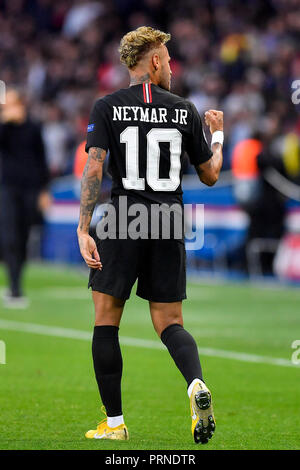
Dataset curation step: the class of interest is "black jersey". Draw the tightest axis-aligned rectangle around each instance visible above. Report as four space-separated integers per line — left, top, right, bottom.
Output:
85 83 212 208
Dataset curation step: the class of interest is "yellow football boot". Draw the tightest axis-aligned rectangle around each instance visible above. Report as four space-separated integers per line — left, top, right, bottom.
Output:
190 380 215 444
85 406 129 440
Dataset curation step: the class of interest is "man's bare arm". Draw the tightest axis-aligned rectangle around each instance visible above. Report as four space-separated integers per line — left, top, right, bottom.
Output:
77 146 107 270
195 109 224 186
78 147 107 233
195 142 223 186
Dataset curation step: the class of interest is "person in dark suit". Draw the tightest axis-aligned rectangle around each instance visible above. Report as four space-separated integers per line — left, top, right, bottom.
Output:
0 88 50 308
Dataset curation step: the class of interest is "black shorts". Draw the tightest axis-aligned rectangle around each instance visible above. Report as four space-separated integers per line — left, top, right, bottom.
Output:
88 237 186 303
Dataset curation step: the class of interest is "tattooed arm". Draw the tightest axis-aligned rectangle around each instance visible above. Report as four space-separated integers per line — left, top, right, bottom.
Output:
77 147 107 270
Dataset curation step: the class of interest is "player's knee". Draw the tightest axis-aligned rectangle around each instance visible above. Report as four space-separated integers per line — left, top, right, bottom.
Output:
93 292 125 326
151 313 183 337
150 302 183 337
94 309 123 326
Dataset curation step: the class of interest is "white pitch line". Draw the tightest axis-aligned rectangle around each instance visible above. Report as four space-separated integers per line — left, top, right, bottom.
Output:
0 319 298 369
0 286 214 301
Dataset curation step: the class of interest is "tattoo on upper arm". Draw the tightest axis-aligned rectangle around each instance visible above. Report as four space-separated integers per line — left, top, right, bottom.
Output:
88 147 106 163
82 147 106 179
78 147 106 231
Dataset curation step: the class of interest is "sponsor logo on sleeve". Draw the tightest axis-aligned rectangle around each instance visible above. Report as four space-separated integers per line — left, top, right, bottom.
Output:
87 124 95 132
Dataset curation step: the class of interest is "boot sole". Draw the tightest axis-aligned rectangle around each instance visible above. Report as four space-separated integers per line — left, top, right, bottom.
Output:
193 390 216 444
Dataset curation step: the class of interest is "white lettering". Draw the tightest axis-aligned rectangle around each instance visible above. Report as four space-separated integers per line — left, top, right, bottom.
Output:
158 107 167 123
291 340 300 365
112 106 171 123
140 107 149 122
131 106 140 121
291 80 300 105
113 106 122 121
123 106 131 121
150 108 158 123
172 108 179 123
180 109 188 124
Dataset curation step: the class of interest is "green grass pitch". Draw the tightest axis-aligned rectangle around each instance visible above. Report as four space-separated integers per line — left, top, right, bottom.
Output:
0 263 299 450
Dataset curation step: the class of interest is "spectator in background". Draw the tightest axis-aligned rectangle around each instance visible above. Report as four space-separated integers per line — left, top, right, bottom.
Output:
0 0 299 175
0 0 299 277
232 115 288 275
42 102 74 177
0 88 51 308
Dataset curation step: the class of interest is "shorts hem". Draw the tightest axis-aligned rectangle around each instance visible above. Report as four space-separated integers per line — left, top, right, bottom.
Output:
136 291 187 303
89 284 130 301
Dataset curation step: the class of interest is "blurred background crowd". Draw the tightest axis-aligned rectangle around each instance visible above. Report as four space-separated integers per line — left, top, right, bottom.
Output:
1 0 300 303
1 0 299 174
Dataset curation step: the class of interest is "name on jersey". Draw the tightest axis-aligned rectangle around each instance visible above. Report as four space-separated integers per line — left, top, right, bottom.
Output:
112 106 188 125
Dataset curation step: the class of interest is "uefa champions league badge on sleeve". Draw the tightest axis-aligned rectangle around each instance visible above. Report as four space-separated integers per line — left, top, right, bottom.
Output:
87 124 95 132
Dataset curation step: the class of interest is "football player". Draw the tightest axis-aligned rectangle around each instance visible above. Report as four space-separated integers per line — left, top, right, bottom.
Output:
77 26 223 444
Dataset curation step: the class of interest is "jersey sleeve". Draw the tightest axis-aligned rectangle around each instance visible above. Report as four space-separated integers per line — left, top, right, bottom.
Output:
85 99 109 153
186 102 213 166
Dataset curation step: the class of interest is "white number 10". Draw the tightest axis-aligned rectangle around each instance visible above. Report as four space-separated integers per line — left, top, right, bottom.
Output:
121 127 182 191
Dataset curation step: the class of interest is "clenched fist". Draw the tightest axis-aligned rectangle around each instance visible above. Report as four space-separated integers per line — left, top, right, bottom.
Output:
204 109 223 134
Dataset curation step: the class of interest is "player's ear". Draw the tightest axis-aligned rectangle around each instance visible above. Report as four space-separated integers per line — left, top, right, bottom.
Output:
152 52 159 71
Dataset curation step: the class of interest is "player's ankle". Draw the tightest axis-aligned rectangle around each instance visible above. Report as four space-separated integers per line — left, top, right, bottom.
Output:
107 415 124 428
187 378 205 398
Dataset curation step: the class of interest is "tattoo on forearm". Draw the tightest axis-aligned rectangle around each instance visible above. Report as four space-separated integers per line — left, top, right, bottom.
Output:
78 147 106 232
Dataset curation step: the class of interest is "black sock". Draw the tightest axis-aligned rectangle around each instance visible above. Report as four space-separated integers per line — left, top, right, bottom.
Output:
92 326 123 417
161 324 203 387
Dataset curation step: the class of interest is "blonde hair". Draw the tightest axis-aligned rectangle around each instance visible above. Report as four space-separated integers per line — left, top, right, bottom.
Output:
119 26 171 69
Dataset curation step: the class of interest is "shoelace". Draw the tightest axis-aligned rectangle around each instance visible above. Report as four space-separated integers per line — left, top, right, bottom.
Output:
97 405 107 429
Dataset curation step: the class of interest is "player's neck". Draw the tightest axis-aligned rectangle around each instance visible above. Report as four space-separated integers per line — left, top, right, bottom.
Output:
129 72 153 86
